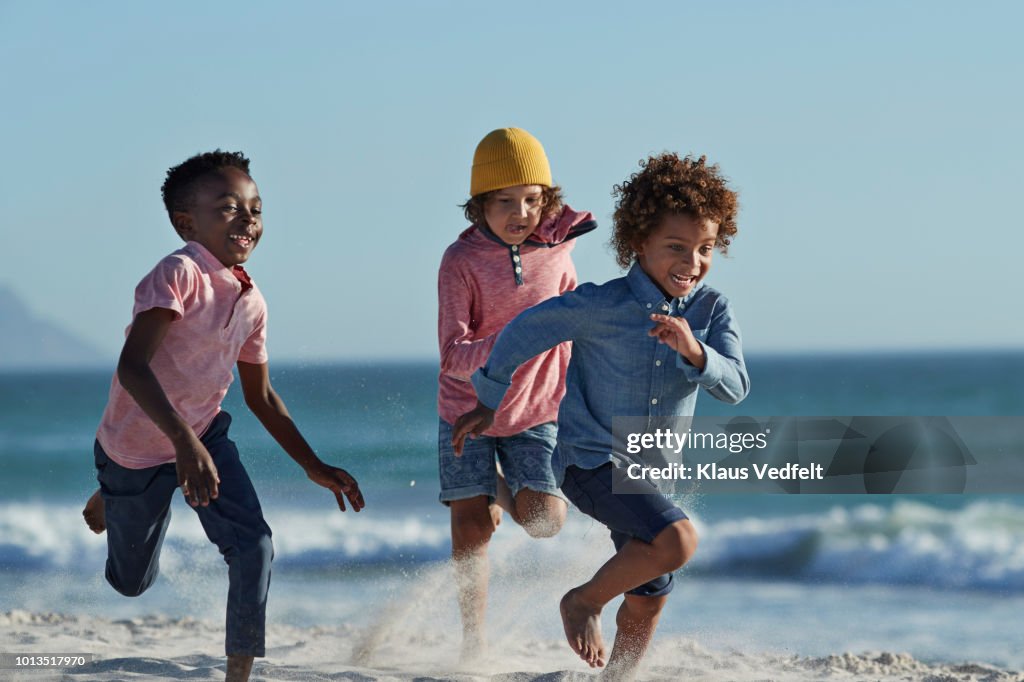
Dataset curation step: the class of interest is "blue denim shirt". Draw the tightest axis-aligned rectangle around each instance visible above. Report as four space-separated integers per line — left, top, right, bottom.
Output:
472 263 749 483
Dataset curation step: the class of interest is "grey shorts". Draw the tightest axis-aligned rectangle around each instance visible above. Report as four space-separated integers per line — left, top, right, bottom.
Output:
561 462 688 597
438 418 562 504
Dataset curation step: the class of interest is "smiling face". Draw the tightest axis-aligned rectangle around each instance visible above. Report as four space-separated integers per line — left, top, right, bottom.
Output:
482 184 546 245
635 213 719 299
172 167 262 267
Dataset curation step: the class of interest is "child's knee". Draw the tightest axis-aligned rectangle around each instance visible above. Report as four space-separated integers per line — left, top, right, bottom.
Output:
655 519 698 571
244 533 274 572
106 567 154 598
520 495 567 538
451 503 499 548
523 516 564 539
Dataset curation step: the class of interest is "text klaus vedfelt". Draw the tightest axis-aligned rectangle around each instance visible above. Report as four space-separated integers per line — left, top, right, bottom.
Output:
624 428 824 482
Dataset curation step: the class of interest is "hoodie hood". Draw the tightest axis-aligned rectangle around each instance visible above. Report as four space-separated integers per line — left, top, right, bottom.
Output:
526 205 598 246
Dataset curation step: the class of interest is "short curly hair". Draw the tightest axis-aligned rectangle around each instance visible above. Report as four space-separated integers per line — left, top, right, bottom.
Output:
611 153 738 269
460 184 564 226
160 150 252 219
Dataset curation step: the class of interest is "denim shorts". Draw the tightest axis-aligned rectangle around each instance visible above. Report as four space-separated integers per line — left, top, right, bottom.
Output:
561 462 688 597
438 418 562 504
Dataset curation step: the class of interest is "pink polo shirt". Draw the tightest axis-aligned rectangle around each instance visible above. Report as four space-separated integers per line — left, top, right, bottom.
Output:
96 241 268 469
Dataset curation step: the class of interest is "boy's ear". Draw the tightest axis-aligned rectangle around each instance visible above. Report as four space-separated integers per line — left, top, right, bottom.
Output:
171 211 193 239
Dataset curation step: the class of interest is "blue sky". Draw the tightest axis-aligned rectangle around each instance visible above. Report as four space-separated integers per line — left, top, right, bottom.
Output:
2 1 1021 361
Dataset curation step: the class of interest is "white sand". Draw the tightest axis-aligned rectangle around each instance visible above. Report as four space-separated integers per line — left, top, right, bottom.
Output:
1 610 1019 682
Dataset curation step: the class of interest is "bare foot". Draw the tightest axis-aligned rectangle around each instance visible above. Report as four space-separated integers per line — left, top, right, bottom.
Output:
560 587 606 668
82 489 105 534
225 654 254 682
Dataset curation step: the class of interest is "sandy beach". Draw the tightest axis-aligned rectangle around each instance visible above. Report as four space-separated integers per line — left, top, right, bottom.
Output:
4 363 1023 681
2 609 1020 682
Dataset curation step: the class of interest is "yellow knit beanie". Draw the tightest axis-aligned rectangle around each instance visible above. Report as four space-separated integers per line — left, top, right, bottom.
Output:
470 128 552 197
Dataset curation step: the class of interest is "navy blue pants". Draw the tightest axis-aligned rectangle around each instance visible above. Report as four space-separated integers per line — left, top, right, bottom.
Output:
561 463 688 597
94 412 273 657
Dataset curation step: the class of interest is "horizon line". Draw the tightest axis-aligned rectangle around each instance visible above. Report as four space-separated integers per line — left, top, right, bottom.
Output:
2 346 1021 375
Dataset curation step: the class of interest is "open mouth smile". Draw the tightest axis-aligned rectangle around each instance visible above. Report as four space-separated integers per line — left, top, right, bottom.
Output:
229 234 255 248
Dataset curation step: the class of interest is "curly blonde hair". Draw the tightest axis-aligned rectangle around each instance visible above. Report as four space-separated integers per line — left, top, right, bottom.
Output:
611 153 738 269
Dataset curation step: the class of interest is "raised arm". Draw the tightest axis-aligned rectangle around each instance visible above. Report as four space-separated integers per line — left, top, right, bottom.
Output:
237 361 364 512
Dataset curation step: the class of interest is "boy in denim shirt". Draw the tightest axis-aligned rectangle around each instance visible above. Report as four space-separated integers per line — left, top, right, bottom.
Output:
453 153 748 677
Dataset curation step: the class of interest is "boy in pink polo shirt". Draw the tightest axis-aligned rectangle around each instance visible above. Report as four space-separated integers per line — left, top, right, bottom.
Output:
81 150 364 682
437 128 596 660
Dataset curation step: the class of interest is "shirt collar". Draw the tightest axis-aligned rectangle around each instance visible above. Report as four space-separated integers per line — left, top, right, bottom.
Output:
183 241 253 291
626 262 702 312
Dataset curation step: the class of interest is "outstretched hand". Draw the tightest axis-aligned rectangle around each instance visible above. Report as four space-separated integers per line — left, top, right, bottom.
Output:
451 402 495 456
307 462 365 512
648 314 705 369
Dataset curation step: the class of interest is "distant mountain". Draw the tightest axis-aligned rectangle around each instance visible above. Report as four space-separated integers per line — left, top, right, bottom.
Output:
0 285 108 370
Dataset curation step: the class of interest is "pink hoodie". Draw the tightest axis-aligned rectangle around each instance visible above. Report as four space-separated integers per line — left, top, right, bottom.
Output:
437 206 596 436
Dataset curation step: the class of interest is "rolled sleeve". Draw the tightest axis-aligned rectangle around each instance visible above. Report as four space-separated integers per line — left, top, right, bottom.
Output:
471 368 512 410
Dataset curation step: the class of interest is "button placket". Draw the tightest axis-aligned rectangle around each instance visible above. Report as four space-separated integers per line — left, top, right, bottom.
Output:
509 245 524 286
649 340 668 414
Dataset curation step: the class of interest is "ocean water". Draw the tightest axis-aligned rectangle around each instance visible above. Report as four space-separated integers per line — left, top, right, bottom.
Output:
1 352 1023 669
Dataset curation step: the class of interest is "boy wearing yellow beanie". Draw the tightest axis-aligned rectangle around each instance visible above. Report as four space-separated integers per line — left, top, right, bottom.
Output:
437 128 596 660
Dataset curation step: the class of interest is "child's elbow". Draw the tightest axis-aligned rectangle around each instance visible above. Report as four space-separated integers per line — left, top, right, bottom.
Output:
243 390 272 416
439 345 477 382
243 393 261 413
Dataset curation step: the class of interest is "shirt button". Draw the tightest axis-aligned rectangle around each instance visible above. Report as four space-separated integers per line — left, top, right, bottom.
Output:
655 360 662 366
515 266 522 273
511 245 519 252
661 304 669 311
513 255 520 262
651 398 658 405
646 303 652 309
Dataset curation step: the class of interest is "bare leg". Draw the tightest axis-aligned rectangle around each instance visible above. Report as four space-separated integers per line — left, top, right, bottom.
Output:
511 488 567 538
560 519 697 668
225 654 254 682
601 594 668 681
82 488 105 534
450 496 501 662
494 464 516 516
